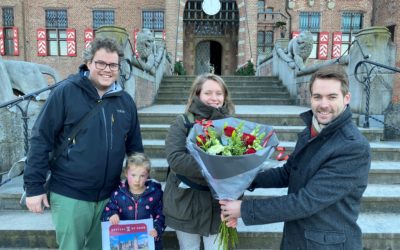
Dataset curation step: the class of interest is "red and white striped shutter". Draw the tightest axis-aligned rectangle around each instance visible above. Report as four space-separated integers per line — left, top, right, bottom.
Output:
84 28 94 49
318 32 329 60
0 27 4 55
332 32 342 58
12 27 19 56
37 28 47 56
292 31 300 39
133 28 139 58
66 28 76 56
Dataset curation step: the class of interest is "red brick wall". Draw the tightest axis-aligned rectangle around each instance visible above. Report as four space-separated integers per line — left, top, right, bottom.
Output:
2 0 398 105
373 0 400 105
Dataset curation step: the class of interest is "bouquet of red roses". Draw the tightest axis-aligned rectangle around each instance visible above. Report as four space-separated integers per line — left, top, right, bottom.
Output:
186 117 280 249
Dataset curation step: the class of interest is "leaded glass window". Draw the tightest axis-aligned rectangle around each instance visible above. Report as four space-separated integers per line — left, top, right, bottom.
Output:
299 12 320 32
299 12 320 59
2 7 14 27
45 9 67 28
142 11 164 31
257 0 265 13
45 9 68 56
257 31 273 57
93 10 115 29
2 7 15 55
341 12 363 55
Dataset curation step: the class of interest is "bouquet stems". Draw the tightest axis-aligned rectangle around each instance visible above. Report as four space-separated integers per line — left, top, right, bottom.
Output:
215 220 239 250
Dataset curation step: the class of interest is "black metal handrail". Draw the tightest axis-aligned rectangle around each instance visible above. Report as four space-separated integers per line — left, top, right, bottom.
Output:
0 81 62 156
354 59 400 134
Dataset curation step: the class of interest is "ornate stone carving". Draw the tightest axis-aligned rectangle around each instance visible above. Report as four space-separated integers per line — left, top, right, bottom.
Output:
131 29 165 75
0 55 60 104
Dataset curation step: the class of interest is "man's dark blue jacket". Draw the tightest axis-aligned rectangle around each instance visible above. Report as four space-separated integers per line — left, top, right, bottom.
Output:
24 65 144 202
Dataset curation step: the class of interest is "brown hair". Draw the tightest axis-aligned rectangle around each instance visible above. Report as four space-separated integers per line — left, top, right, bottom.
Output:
309 65 349 96
184 73 235 114
124 153 151 173
83 37 124 64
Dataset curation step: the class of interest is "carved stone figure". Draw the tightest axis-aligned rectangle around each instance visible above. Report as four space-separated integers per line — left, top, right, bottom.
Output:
131 29 165 75
0 55 61 104
287 31 313 69
276 31 313 70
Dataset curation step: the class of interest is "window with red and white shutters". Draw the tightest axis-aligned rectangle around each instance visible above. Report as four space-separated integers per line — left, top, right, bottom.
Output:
84 28 94 49
332 32 342 58
66 28 76 56
37 28 47 56
318 32 329 60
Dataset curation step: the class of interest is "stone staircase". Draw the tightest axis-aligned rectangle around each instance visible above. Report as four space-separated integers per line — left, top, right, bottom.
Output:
1 75 400 249
155 76 293 105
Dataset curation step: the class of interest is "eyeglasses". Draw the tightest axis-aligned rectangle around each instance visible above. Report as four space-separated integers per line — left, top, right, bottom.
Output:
94 61 120 71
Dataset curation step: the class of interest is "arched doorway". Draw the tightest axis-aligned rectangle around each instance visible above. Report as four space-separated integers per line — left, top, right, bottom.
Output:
183 0 239 75
195 40 222 75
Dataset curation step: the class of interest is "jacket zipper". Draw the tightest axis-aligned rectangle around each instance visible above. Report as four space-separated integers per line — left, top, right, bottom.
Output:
110 113 114 150
97 105 109 201
134 201 138 220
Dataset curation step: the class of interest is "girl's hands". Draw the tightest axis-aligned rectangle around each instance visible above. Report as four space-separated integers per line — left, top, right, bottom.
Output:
109 214 120 225
149 228 158 238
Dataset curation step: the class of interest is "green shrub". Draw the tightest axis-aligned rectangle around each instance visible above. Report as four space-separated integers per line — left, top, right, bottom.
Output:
174 61 186 75
235 60 255 76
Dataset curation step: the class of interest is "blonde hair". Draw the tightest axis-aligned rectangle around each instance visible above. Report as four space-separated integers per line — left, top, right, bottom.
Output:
184 73 235 114
124 153 151 173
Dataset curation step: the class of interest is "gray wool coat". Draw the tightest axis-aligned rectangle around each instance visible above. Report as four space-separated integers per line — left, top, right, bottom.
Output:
242 107 371 250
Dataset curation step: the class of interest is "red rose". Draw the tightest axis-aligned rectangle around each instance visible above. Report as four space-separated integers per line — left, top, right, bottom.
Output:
244 148 256 154
196 134 207 146
242 133 256 146
224 126 236 137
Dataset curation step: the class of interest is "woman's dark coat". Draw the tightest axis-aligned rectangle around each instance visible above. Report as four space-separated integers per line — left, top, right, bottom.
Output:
163 97 230 235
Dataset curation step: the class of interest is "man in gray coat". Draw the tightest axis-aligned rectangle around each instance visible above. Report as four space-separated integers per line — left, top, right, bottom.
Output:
220 65 371 249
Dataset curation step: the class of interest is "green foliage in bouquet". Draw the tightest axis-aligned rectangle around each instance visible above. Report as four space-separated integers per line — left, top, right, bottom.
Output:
196 121 266 156
217 220 239 250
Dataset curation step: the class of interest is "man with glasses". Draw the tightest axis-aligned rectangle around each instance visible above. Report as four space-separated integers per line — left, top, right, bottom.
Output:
24 37 144 250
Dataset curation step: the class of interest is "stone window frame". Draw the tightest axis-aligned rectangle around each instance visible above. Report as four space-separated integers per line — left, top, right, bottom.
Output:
257 30 274 57
2 7 15 56
341 11 363 56
45 9 68 56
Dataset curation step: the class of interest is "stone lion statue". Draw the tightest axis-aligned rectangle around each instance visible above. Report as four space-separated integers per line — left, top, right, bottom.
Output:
0 55 61 104
131 28 165 75
276 31 313 70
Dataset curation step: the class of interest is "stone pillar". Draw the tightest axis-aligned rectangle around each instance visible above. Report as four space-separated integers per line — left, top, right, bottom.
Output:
348 27 394 115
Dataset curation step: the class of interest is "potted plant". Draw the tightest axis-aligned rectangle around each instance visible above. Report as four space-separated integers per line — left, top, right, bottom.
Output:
275 21 287 38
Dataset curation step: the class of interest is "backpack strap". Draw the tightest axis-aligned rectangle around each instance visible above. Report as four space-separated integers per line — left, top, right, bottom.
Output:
180 112 195 136
50 99 109 164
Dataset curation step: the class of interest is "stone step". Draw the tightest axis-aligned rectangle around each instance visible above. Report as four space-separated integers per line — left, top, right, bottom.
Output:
0 210 398 249
148 159 400 185
140 124 384 142
142 140 400 161
159 81 284 88
159 85 287 92
156 91 290 99
155 97 294 105
161 75 280 83
2 176 399 213
137 105 361 126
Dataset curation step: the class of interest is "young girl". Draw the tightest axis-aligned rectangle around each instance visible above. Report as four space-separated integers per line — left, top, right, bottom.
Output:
163 73 235 249
101 153 165 250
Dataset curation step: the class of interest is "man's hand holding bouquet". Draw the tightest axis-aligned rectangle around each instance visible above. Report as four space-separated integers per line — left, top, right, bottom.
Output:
186 117 280 250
